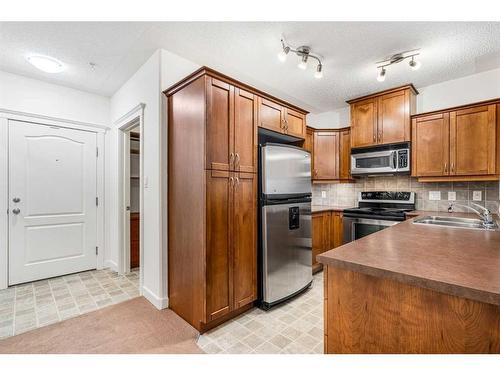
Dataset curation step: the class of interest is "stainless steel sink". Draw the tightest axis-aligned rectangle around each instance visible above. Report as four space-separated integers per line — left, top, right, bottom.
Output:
413 215 500 231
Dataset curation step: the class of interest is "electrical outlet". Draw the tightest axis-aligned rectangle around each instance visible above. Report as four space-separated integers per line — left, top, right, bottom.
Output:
447 191 456 201
472 191 482 201
321 190 327 198
429 191 441 201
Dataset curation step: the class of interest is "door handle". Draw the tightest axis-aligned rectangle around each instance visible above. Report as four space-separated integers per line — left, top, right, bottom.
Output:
13 197 21 203
229 177 234 186
12 208 20 215
229 152 234 167
235 177 239 186
444 163 448 173
235 153 240 168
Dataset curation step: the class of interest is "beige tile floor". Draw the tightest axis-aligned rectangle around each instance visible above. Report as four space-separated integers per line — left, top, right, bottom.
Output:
0 268 140 339
197 271 324 354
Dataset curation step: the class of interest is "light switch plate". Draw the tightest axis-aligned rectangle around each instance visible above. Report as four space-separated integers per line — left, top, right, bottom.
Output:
429 191 441 201
447 191 456 201
472 191 482 201
321 190 327 198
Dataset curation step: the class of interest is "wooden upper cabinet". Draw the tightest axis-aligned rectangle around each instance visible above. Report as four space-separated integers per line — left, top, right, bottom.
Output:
450 105 496 176
234 88 257 173
378 90 411 144
304 127 314 154
412 101 499 181
348 85 417 148
412 113 450 177
285 108 306 138
206 77 234 171
258 97 284 133
313 131 339 180
351 98 377 148
258 97 307 139
339 129 351 180
232 172 257 309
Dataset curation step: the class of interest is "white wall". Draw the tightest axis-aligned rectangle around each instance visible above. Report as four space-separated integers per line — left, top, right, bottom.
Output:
416 67 500 113
0 70 110 126
107 49 199 309
307 107 350 129
308 67 500 129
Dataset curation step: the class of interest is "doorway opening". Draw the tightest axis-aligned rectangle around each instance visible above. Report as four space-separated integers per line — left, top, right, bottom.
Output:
117 105 144 293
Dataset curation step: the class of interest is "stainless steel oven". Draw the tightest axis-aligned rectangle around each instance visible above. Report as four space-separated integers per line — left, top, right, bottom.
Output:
343 217 399 243
351 142 410 176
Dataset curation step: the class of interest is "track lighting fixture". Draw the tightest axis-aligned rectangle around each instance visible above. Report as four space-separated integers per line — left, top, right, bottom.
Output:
278 38 324 79
375 49 421 82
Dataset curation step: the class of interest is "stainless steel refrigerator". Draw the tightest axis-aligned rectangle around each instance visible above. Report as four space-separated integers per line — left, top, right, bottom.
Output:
258 143 312 309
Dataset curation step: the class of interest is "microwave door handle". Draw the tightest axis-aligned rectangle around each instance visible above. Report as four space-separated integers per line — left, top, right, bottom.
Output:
390 151 397 170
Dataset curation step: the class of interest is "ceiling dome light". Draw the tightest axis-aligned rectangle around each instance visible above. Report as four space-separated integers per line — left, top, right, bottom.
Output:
409 56 421 71
377 67 386 82
26 54 65 73
314 64 323 79
278 46 290 62
298 54 308 70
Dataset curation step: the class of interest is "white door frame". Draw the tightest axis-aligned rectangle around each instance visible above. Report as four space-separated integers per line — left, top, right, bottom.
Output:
0 111 108 290
116 104 145 291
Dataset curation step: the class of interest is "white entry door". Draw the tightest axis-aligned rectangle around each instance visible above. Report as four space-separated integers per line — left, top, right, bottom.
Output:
9 120 98 285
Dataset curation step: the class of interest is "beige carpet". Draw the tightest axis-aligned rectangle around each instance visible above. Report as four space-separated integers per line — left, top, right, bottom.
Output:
0 297 203 354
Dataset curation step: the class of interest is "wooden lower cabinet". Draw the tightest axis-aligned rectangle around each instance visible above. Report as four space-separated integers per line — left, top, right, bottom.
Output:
312 210 343 273
205 171 257 326
130 213 140 269
324 266 500 353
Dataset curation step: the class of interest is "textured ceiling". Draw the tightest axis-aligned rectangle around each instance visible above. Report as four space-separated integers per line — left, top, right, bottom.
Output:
1 22 500 113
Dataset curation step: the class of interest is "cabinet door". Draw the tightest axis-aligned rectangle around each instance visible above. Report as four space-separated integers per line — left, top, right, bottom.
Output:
313 131 339 180
285 108 306 139
312 211 329 273
233 172 257 309
378 89 411 145
333 212 343 248
206 77 234 171
258 97 284 133
450 105 496 176
412 113 450 177
351 98 377 148
304 127 314 153
339 129 351 180
234 88 257 173
206 170 233 321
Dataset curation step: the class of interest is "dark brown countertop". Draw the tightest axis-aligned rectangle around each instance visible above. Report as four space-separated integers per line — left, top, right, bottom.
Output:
311 205 350 213
317 211 500 306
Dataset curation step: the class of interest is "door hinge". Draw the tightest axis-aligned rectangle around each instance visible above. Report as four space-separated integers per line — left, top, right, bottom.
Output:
96 246 99 255
96 197 99 206
96 147 99 157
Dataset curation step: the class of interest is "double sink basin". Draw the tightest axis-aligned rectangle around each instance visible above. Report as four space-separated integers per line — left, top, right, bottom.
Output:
413 215 500 231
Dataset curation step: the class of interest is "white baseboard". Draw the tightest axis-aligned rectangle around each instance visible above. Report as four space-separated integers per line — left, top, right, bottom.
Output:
104 259 118 272
142 285 169 310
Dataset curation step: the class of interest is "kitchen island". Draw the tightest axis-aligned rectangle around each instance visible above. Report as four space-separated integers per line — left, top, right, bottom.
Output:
317 211 500 354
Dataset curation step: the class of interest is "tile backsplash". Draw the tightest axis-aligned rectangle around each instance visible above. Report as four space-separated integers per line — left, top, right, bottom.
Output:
312 176 500 214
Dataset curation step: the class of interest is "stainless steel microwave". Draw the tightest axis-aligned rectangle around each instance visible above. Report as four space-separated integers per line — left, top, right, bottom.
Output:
351 143 410 176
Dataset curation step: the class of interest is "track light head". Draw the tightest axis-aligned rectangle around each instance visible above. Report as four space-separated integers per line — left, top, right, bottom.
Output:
314 64 323 79
377 67 386 82
409 56 421 70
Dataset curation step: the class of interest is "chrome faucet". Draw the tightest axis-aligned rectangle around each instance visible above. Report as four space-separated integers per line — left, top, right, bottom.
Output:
448 201 497 229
